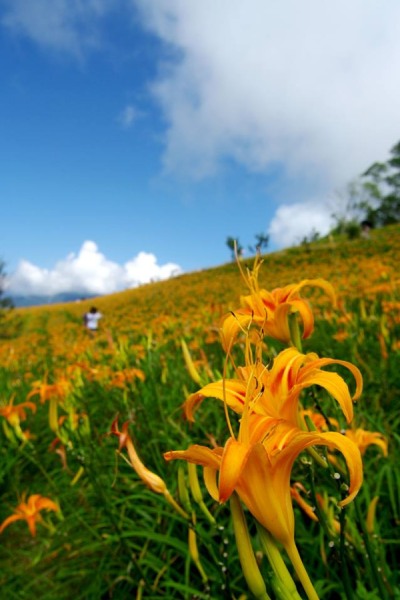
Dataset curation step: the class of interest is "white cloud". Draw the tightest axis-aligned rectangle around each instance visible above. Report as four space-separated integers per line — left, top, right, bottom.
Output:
5 0 399 186
134 0 400 187
7 241 182 297
123 251 181 287
268 200 333 248
4 1 400 250
0 0 116 56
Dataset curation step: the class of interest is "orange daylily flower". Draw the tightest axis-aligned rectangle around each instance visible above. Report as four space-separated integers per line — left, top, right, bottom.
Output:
0 397 36 428
184 347 362 426
27 376 71 404
165 420 362 549
27 375 72 433
333 330 349 342
344 428 388 457
108 368 146 389
0 494 59 537
220 258 336 348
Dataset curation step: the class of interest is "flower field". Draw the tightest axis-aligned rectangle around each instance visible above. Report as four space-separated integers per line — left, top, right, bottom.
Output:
1 224 399 599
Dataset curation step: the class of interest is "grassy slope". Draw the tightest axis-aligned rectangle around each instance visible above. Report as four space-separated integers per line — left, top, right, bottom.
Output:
12 223 400 340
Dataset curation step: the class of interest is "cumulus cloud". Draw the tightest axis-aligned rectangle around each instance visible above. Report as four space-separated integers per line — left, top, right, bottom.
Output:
7 241 182 297
268 200 333 248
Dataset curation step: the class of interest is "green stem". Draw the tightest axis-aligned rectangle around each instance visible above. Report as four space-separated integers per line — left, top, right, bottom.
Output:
288 312 302 352
48 397 59 434
353 499 390 599
339 507 353 600
230 493 272 600
257 525 303 600
284 541 319 600
164 489 190 520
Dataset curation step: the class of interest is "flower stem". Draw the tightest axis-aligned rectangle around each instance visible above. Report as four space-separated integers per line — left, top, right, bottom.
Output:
288 312 302 352
230 493 272 600
353 498 390 599
338 506 354 600
257 525 303 599
284 540 320 600
164 489 190 520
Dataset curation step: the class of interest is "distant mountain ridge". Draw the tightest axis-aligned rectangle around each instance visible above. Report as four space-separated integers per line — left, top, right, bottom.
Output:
11 292 99 308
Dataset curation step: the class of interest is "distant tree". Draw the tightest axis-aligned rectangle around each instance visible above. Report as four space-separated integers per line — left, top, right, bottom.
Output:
325 140 400 242
248 232 269 255
300 228 321 248
226 236 243 260
329 180 366 239
0 259 14 338
361 140 400 226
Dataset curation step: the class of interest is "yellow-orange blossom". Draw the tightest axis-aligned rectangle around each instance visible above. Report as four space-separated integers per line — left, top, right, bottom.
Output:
165 346 363 549
220 257 336 348
0 494 59 537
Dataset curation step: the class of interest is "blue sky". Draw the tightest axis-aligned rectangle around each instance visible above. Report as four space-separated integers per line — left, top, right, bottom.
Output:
1 1 400 297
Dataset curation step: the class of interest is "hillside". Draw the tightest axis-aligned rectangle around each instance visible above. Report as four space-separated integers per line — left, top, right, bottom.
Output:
7 223 400 342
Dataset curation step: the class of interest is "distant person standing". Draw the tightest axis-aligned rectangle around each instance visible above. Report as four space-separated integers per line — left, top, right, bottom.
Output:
83 306 102 333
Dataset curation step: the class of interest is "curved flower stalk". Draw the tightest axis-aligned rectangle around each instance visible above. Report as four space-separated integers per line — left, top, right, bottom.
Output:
0 493 59 537
109 417 189 520
181 338 215 386
220 258 336 349
184 347 362 427
181 338 202 385
366 496 380 534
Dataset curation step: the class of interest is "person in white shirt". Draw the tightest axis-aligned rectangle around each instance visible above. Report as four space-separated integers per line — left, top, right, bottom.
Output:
83 306 102 332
